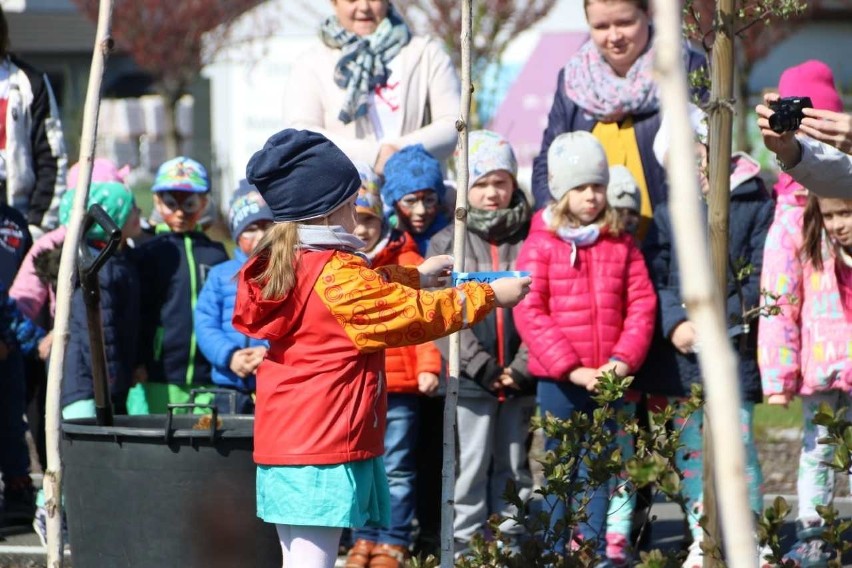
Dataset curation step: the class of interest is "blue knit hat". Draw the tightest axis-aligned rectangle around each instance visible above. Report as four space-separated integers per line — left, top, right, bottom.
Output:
228 180 274 241
152 156 210 193
380 145 446 208
246 129 361 223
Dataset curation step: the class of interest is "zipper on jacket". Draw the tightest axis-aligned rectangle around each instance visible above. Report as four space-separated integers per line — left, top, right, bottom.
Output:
184 234 199 385
491 241 506 402
586 247 601 367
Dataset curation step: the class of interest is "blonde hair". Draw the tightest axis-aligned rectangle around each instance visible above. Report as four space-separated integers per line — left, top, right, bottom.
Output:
548 192 623 236
249 222 301 300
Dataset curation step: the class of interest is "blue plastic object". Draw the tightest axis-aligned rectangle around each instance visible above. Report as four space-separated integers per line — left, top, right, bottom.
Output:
452 270 530 286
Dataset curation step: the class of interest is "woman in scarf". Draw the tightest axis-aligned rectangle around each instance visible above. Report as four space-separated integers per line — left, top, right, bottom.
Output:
531 0 707 239
283 0 459 175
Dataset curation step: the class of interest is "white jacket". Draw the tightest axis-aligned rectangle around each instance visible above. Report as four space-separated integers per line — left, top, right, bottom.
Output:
5 56 67 231
283 35 460 165
787 136 852 199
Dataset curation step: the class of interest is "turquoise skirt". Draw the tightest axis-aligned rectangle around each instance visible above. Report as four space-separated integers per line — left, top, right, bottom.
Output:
256 457 391 528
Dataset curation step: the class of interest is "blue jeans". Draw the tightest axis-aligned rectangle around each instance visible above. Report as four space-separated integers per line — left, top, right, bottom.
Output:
0 354 30 479
538 380 615 556
356 393 419 547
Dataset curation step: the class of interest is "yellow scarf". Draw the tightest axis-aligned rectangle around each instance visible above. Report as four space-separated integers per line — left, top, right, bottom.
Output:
592 118 653 240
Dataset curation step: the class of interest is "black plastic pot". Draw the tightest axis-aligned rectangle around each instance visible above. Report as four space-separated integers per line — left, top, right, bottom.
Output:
62 411 281 567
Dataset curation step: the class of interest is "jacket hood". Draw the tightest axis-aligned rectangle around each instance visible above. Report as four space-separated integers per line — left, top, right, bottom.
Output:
372 228 418 267
729 152 762 194
232 250 331 341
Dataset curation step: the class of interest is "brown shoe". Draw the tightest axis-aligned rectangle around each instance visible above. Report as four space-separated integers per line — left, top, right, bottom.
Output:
368 543 409 568
345 539 376 568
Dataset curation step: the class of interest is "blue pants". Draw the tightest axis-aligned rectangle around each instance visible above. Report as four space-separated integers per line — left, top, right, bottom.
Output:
538 380 615 556
356 393 419 547
0 354 30 480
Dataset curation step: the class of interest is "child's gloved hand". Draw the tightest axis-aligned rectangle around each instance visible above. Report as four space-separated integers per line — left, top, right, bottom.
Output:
490 276 532 308
419 255 454 288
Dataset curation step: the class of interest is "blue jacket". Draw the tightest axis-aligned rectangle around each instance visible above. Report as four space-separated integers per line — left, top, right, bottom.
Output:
634 154 774 402
195 249 267 392
62 249 139 408
132 228 228 386
530 46 707 210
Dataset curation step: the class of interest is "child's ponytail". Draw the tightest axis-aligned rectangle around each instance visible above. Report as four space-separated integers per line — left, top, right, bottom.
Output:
249 222 300 300
802 194 827 271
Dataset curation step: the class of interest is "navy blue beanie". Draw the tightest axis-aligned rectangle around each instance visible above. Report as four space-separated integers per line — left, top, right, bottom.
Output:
245 129 361 222
380 145 446 208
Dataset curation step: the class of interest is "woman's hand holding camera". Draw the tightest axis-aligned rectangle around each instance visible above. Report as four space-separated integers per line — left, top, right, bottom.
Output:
799 107 852 154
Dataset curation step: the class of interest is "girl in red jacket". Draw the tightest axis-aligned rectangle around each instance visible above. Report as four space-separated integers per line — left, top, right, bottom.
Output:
232 129 531 568
346 165 442 567
515 131 657 563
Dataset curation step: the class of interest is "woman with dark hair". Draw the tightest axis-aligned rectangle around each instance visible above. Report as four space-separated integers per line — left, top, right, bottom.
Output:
282 0 459 175
531 0 706 237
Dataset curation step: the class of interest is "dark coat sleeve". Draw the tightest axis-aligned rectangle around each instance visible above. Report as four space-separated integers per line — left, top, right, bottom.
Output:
531 69 573 211
643 206 687 338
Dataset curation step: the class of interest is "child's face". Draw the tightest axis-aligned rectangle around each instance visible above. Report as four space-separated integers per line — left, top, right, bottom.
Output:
567 183 607 225
395 189 439 235
819 197 852 248
237 221 273 255
353 212 383 252
469 171 514 211
154 191 208 233
615 207 640 234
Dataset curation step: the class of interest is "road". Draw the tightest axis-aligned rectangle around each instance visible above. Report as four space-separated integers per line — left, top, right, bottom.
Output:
1 495 849 567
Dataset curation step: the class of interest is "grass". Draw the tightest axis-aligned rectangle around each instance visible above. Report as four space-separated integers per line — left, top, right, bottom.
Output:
753 397 803 441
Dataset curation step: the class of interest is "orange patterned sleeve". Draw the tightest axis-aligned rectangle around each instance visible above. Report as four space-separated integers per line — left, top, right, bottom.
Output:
316 252 495 353
374 265 421 289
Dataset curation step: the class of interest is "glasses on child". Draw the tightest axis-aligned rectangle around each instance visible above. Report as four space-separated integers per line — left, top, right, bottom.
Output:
159 192 205 214
398 193 439 210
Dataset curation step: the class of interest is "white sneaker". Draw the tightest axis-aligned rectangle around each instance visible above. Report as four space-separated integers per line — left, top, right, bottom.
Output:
682 541 703 568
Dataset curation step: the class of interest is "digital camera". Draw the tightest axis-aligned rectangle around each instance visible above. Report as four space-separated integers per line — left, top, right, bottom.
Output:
769 96 813 134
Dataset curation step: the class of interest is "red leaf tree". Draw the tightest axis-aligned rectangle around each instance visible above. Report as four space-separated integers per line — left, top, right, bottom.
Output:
73 0 267 158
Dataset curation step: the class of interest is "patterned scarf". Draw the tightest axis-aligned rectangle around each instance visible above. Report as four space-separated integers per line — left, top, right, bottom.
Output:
563 34 659 123
467 191 531 243
320 6 412 125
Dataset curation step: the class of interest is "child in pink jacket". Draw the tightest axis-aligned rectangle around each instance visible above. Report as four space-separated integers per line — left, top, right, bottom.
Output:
514 131 656 562
758 59 850 568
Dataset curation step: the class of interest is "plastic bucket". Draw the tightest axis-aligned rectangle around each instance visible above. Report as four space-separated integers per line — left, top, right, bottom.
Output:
62 413 280 567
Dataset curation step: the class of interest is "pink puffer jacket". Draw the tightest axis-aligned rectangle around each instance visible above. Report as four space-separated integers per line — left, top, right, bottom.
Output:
758 205 852 396
514 211 657 380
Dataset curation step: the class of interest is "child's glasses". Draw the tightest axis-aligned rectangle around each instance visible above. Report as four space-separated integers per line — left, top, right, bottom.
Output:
158 192 205 214
398 193 439 210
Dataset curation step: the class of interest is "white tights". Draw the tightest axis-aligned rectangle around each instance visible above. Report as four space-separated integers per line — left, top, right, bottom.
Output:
275 524 343 568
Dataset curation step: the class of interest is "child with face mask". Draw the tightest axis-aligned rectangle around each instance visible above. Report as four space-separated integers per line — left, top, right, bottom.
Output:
132 157 229 412
346 163 442 568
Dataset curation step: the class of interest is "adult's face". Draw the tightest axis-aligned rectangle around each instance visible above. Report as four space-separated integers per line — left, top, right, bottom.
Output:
332 0 390 37
585 1 650 77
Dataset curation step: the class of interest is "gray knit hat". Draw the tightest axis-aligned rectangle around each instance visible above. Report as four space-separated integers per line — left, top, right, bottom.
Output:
607 165 641 212
547 131 609 202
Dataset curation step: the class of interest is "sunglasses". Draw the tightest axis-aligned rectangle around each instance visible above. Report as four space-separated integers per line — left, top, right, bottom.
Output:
159 192 205 214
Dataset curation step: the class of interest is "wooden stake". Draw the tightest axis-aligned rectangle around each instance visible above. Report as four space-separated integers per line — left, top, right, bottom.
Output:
43 1 114 565
704 0 735 564
652 3 756 568
440 0 472 565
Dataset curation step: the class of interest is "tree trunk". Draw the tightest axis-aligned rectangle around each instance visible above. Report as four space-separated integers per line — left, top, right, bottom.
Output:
441 1 471 566
160 87 182 159
43 1 114 566
652 2 756 568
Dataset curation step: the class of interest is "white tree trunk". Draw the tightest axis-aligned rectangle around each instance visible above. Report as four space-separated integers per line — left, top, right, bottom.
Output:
651 3 757 568
43 1 114 565
440 0 472 566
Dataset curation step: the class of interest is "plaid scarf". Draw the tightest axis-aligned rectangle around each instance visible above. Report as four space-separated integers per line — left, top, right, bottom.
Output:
320 6 411 125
